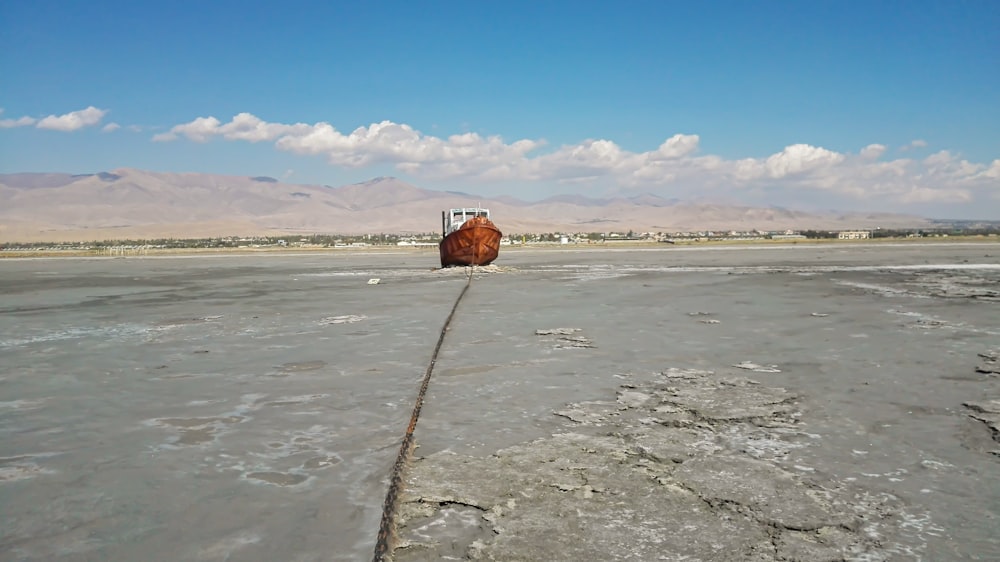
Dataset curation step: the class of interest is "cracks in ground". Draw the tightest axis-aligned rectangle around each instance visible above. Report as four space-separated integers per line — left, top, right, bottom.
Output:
392 367 910 561
963 400 1000 454
416 499 488 512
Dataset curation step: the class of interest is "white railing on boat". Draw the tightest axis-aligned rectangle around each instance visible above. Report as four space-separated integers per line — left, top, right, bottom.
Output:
442 208 490 236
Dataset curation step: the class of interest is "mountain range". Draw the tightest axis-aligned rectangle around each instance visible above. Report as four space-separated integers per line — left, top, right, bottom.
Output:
0 168 931 242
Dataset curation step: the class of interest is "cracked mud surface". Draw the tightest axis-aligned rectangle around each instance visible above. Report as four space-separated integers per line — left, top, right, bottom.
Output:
395 369 903 561
963 399 1000 454
2 243 998 561
392 245 1000 561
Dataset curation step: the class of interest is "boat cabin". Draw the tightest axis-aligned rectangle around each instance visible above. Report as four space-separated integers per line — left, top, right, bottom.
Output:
442 208 490 236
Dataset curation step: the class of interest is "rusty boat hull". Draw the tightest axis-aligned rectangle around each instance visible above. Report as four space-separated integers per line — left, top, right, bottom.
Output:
439 216 502 267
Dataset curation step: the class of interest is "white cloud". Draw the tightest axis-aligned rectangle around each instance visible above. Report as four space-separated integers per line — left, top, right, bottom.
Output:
860 144 886 160
0 109 36 128
0 115 36 128
899 139 928 152
923 150 953 167
651 134 700 159
102 122 121 133
914 188 972 203
763 144 846 178
155 112 1000 209
153 116 220 142
2 107 111 130
981 159 1000 180
35 106 108 131
153 112 311 142
217 112 312 142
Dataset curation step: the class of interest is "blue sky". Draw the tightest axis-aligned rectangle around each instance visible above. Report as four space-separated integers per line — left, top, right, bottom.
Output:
1 0 998 218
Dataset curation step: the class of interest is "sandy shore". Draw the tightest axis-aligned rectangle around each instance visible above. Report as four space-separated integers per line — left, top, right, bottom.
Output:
1 243 998 560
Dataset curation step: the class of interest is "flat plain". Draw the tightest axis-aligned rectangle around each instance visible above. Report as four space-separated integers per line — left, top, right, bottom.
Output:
1 242 998 561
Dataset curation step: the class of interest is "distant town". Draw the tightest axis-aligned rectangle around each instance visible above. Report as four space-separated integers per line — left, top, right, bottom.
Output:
2 224 998 255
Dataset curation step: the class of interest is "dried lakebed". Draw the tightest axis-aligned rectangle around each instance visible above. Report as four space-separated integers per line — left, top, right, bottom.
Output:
1 244 998 561
392 248 1000 561
395 366 905 561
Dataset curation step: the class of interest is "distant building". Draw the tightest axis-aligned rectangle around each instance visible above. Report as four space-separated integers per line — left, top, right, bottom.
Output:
838 230 871 240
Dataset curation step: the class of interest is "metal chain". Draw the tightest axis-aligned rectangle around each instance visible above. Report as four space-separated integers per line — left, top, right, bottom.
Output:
373 268 475 561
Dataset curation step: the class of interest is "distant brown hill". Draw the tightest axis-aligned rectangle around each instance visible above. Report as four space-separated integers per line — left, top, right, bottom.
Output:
0 168 930 242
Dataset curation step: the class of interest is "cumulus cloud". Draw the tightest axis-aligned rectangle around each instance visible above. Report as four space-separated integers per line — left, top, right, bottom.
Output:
981 160 1000 180
651 134 700 160
102 122 121 133
859 144 886 160
35 106 108 131
153 116 220 142
154 112 999 209
763 144 846 178
152 112 311 142
0 108 36 128
0 115 36 128
899 139 928 152
2 107 109 131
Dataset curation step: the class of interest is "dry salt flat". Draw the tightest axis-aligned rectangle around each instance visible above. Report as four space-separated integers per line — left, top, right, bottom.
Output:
0 242 998 561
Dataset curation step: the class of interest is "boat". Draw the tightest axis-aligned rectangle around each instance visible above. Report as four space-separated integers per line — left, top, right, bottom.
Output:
439 207 502 267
